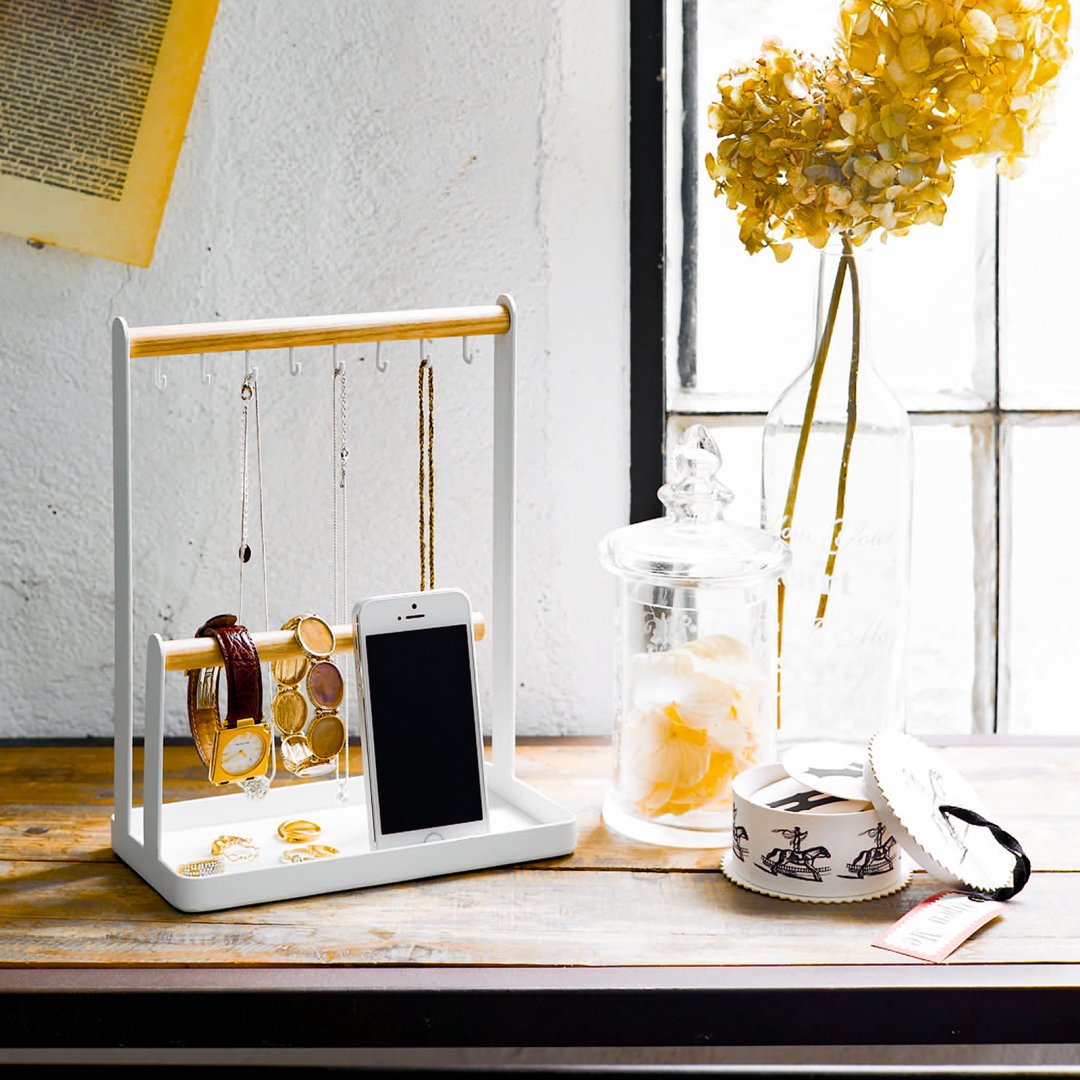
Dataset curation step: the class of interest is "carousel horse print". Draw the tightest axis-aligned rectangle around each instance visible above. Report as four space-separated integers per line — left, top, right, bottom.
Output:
843 822 897 878
732 807 749 862
758 826 831 882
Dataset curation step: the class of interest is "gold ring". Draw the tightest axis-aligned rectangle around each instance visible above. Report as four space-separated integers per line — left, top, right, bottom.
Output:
177 857 225 878
281 846 316 864
280 843 338 864
277 819 321 843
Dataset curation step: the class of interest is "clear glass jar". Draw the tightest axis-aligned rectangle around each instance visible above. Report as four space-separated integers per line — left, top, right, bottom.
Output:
762 242 912 747
599 425 790 848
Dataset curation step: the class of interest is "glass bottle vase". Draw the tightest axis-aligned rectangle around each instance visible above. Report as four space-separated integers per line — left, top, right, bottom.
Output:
761 241 912 746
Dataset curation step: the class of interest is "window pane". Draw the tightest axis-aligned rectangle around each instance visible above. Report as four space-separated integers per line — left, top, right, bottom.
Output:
907 418 985 735
686 5 993 413
1001 58 1080 410
1002 419 1080 734
666 415 982 733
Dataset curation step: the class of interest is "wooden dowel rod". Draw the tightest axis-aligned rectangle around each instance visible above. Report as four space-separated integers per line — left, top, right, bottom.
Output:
162 613 486 672
128 306 510 359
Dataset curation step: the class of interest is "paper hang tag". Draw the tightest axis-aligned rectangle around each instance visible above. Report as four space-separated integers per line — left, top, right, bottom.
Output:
872 890 1005 963
782 741 871 803
865 732 1017 894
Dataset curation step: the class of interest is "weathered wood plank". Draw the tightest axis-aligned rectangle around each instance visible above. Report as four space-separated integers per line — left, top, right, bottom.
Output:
0 805 1074 873
0 862 1074 967
1 744 1076 870
3 742 1077 811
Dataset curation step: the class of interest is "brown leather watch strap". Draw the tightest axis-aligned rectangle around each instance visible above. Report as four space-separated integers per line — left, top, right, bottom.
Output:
197 615 263 726
186 614 263 769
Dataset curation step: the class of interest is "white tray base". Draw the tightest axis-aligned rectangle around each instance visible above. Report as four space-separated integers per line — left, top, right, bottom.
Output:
113 766 576 912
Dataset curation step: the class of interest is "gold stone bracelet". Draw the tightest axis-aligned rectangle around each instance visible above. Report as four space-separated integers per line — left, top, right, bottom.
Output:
269 615 346 777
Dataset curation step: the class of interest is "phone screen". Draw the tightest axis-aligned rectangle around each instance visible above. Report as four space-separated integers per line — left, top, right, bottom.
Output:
364 623 484 835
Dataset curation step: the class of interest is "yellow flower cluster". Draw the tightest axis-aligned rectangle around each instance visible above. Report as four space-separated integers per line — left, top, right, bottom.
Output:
840 0 1070 175
706 1 1070 257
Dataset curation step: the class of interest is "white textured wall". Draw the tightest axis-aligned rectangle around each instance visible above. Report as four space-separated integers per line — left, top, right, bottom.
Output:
0 0 628 738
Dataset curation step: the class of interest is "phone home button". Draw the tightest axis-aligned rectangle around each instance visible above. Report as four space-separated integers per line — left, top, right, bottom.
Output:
424 831 444 844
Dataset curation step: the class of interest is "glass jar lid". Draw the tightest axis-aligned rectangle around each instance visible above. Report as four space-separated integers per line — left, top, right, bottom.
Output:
600 424 791 588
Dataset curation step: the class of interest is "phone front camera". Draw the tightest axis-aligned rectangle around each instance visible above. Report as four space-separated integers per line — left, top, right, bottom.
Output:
411 603 417 610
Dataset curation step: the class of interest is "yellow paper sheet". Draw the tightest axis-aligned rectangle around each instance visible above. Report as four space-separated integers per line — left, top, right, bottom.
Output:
0 0 218 267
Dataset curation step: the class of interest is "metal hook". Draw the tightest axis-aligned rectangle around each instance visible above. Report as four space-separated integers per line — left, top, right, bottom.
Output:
419 338 428 363
154 358 167 391
243 351 257 383
201 353 213 386
333 344 344 374
289 347 302 376
375 341 388 373
462 336 476 364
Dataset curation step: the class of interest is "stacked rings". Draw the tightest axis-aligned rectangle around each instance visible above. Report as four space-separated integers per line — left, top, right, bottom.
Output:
281 844 339 864
270 615 347 778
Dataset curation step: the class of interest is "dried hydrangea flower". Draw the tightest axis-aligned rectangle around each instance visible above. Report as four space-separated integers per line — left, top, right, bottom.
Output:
707 2 1071 257
838 0 1071 175
706 42 957 259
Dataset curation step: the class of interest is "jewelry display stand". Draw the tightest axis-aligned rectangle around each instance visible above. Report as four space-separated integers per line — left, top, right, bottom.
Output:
111 297 577 912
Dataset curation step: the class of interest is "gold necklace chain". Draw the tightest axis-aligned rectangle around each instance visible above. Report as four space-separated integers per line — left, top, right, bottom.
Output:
418 354 435 591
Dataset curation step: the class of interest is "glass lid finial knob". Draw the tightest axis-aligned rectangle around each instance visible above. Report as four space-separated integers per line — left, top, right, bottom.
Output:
658 424 734 524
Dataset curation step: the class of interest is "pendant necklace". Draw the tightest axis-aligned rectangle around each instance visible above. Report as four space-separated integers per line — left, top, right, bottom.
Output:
332 349 351 802
237 363 276 796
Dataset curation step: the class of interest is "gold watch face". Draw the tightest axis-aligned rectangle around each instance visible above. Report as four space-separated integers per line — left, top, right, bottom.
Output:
220 729 268 775
271 687 308 735
211 723 270 784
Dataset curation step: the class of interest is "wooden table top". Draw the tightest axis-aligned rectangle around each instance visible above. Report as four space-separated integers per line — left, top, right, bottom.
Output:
2 739 1079 1049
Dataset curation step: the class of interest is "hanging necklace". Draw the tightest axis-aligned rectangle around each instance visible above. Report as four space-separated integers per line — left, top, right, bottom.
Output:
418 349 435 591
237 362 275 797
332 349 351 801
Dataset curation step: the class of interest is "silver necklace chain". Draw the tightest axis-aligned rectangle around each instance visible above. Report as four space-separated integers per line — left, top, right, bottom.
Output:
238 362 276 791
332 353 350 800
238 367 270 631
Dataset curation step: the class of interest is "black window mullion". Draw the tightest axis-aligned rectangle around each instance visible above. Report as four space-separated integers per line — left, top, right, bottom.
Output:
677 0 698 394
629 0 666 524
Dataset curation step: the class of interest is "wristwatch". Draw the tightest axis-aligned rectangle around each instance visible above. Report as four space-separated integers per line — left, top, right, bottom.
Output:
187 614 273 787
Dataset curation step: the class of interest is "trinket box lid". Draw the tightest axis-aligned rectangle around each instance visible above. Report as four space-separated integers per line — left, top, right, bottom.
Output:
781 741 872 803
864 732 1018 893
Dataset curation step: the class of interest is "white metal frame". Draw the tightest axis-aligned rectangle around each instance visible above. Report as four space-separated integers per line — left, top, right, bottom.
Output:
111 296 577 912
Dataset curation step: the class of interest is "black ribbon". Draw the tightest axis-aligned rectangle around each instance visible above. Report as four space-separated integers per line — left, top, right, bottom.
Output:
938 804 1031 901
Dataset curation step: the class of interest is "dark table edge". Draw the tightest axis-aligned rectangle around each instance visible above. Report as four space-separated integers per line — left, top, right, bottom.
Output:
3 965 1079 1049
3 964 1080 992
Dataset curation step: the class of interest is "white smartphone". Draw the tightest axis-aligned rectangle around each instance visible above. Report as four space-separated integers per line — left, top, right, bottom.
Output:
353 588 489 849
